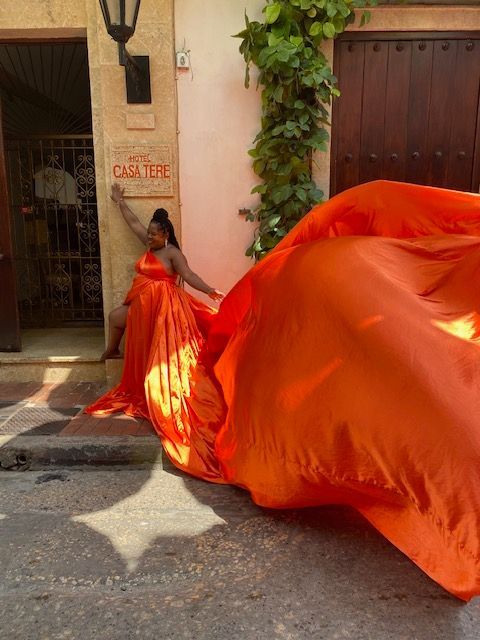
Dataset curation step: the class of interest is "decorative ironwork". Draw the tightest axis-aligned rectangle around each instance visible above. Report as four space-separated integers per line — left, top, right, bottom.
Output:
49 262 72 308
82 263 102 305
5 137 103 327
78 209 99 255
75 153 96 199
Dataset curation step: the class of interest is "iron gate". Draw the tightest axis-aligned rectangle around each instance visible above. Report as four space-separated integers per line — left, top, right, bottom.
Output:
5 136 103 326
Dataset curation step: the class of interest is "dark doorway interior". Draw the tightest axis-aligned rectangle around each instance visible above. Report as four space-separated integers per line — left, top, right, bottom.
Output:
331 32 480 197
0 42 102 330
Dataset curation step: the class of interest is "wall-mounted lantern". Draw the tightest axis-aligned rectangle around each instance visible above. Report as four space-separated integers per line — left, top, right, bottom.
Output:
98 0 152 104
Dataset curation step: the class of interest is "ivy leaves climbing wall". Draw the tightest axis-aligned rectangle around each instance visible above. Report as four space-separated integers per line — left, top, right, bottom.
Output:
236 0 377 260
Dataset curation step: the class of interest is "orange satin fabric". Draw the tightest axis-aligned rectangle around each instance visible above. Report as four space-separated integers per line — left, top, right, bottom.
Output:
88 181 480 600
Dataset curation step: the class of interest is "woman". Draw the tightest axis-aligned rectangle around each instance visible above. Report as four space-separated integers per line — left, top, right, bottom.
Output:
100 183 223 361
86 183 224 421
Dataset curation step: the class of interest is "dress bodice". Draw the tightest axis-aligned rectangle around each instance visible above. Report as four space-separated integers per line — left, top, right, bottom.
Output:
134 251 178 284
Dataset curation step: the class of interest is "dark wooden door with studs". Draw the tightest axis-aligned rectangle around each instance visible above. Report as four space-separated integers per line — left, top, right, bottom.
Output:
330 32 480 196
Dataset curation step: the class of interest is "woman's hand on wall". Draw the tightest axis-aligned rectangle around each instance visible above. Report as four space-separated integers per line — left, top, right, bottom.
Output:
111 182 125 204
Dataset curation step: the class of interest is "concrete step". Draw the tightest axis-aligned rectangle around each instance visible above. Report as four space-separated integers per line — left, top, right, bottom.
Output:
0 327 108 382
0 434 162 470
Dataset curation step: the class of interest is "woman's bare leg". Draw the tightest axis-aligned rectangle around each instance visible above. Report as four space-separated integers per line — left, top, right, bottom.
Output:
100 305 128 360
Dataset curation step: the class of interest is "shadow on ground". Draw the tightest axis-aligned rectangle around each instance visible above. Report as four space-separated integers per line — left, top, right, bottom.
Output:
0 421 477 640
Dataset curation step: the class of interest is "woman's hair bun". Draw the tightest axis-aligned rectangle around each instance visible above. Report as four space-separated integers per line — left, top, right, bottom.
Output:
152 208 169 223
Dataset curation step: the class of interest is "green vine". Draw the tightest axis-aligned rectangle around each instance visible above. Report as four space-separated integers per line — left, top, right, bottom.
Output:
236 0 377 260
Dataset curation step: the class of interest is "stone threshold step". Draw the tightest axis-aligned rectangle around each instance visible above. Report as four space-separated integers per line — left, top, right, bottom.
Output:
0 357 103 363
0 362 107 383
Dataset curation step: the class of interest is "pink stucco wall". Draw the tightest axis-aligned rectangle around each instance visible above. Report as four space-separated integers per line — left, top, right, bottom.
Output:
174 0 263 299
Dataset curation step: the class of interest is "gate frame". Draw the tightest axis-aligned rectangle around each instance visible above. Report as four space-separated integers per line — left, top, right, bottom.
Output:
0 28 100 347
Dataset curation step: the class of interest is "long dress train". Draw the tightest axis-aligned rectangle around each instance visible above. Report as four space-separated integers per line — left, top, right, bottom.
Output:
88 181 480 600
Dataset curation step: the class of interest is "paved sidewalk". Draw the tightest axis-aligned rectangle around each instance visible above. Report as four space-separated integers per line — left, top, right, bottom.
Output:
0 382 160 470
0 382 156 436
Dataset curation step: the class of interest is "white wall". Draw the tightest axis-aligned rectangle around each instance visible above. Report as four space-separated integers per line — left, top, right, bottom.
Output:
174 0 263 299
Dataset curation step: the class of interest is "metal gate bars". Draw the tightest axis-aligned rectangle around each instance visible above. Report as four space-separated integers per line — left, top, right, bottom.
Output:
5 136 103 326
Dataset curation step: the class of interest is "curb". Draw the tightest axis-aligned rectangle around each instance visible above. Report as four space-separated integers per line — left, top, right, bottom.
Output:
0 435 163 470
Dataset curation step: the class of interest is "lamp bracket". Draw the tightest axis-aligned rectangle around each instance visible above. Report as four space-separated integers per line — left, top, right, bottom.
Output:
116 43 151 104
124 52 152 104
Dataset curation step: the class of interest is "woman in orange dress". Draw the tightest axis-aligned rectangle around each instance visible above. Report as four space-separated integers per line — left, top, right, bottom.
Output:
90 180 480 600
86 183 224 425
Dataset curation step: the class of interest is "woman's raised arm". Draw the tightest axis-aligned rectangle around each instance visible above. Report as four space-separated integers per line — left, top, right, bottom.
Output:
110 183 148 245
171 249 224 302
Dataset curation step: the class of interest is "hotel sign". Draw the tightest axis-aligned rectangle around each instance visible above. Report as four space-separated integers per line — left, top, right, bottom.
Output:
111 144 174 196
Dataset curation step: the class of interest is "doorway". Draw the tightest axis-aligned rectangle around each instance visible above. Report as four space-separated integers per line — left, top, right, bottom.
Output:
330 32 480 196
0 41 102 351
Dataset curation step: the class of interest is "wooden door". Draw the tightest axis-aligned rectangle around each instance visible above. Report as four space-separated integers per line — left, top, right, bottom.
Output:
0 99 21 351
331 32 480 196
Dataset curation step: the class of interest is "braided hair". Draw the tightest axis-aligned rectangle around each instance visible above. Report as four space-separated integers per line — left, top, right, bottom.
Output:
151 208 180 249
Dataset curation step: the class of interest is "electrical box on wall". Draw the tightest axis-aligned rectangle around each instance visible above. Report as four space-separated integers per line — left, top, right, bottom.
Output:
176 51 190 69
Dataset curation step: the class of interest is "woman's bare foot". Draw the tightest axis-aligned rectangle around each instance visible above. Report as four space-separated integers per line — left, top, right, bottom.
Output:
100 349 122 362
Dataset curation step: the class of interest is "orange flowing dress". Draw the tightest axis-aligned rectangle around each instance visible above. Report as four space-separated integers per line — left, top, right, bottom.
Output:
86 251 217 460
88 181 480 600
